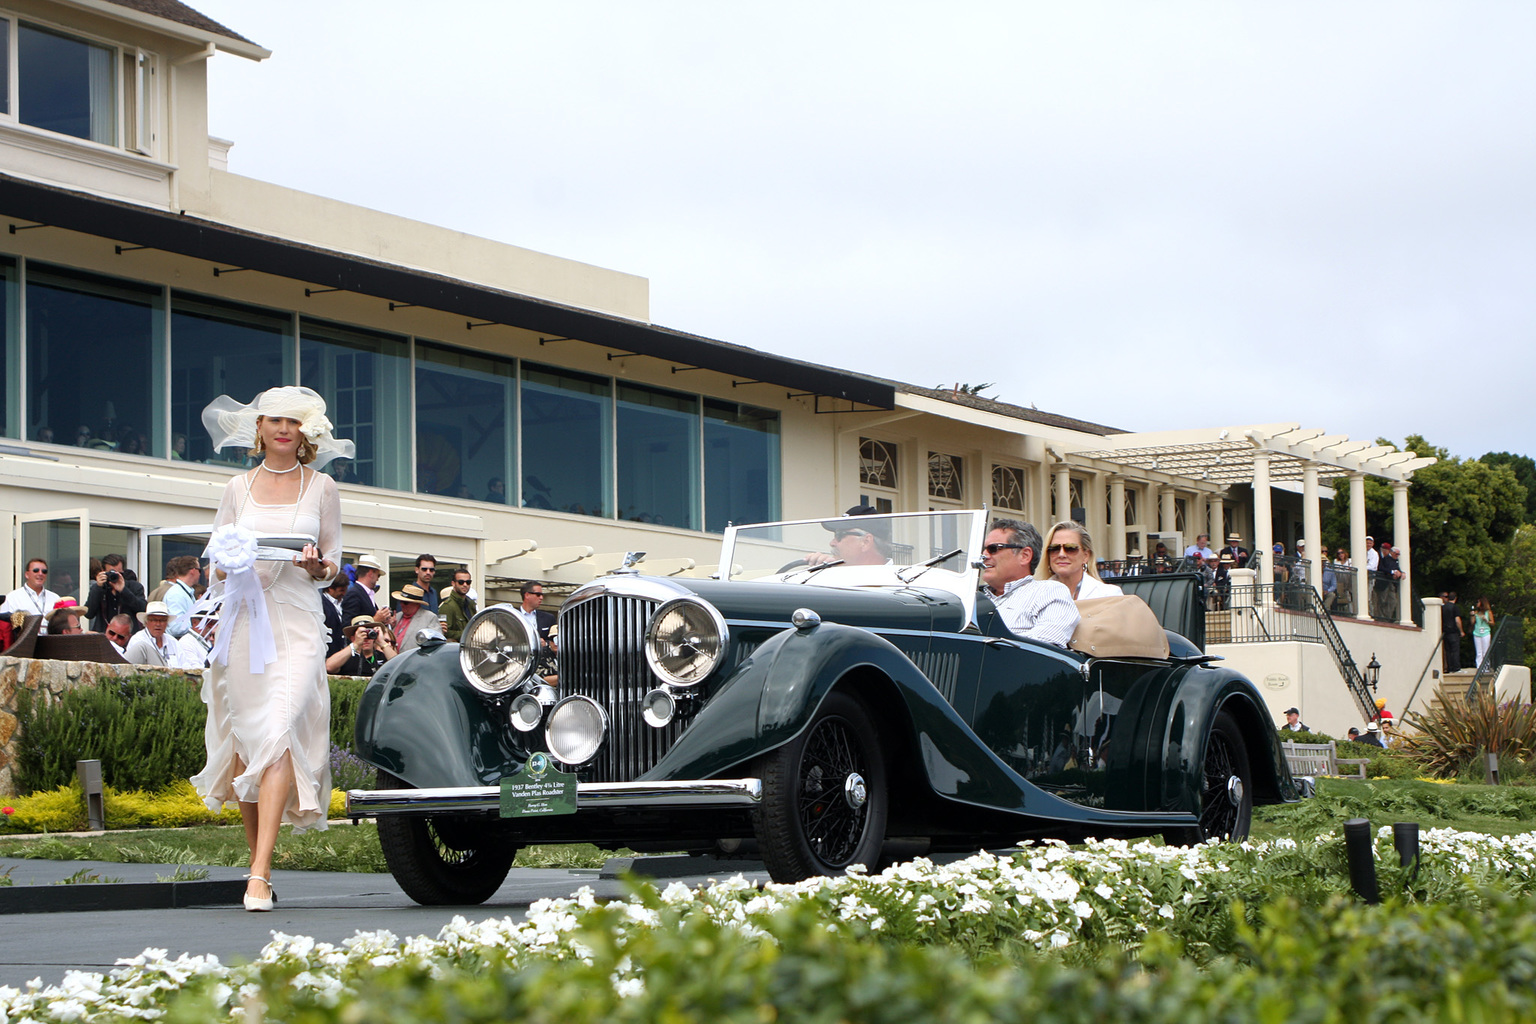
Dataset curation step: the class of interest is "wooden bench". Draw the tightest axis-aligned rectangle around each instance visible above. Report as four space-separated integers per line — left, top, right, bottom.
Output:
1281 739 1368 779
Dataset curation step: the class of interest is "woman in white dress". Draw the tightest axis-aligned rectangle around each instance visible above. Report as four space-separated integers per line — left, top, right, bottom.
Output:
1036 521 1123 601
191 386 353 911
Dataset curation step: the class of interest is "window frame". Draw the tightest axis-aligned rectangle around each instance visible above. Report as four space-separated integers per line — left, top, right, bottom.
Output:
0 10 160 157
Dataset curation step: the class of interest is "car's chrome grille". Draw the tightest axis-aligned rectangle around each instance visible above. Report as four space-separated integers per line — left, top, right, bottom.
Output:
559 592 687 782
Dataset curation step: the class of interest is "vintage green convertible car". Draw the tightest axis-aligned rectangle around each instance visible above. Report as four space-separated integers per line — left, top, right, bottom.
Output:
348 509 1297 904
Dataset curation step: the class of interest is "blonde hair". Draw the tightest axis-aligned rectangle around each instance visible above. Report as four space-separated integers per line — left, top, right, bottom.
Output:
252 415 318 465
1035 521 1102 582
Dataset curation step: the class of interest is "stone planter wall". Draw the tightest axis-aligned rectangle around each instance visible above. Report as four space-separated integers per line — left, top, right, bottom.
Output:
0 656 205 797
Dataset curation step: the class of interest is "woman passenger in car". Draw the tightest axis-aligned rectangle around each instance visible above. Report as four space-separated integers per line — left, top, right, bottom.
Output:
1036 521 1123 601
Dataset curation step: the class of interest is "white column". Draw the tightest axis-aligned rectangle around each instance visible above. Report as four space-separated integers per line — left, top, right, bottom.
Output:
1302 462 1321 598
1035 461 1052 532
1350 473 1369 619
1208 494 1225 549
1253 454 1273 608
1160 488 1177 535
1393 480 1413 625
1052 465 1070 525
1109 476 1126 560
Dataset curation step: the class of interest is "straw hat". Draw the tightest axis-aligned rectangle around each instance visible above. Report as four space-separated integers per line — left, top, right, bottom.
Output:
391 583 430 606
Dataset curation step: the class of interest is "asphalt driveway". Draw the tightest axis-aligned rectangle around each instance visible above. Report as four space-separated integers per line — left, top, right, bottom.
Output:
0 855 768 989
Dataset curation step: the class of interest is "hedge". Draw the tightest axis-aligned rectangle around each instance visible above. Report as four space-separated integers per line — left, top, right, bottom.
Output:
13 673 371 797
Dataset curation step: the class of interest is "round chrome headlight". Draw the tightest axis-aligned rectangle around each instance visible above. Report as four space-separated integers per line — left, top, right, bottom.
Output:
641 688 676 728
644 598 728 687
546 695 608 765
458 607 536 695
509 693 546 732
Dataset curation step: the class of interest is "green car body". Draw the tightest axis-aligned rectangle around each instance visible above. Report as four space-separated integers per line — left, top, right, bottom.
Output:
350 510 1297 901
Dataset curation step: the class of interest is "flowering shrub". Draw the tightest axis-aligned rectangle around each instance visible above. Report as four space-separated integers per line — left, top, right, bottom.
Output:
6 828 1536 1021
1401 688 1536 777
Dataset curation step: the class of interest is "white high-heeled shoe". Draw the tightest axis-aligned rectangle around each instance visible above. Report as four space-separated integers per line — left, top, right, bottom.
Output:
244 875 275 912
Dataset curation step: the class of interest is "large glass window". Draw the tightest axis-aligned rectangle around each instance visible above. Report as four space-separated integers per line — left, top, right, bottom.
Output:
26 263 163 457
18 22 117 145
171 294 292 465
520 363 611 517
1 255 16 440
616 383 698 529
704 400 779 531
415 341 515 501
300 320 409 489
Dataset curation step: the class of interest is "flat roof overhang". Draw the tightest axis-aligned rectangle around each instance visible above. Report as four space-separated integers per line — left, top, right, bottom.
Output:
0 175 895 410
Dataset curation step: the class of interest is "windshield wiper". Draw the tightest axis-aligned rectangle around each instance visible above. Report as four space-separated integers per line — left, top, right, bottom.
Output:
897 548 964 584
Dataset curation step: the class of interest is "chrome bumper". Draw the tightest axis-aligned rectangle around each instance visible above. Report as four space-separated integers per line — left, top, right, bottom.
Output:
346 777 762 817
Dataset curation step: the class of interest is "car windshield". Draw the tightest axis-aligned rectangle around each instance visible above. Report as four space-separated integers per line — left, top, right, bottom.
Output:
719 509 987 582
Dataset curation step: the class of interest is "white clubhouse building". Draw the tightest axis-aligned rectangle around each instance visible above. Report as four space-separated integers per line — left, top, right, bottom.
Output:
3 0 1472 734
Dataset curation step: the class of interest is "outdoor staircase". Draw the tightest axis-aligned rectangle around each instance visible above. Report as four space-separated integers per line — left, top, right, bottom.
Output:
1428 671 1478 709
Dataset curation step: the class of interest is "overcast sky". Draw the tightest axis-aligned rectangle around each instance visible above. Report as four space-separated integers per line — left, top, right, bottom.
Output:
191 2 1534 461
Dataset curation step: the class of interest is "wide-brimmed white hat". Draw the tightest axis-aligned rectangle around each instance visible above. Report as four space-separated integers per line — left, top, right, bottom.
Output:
137 601 172 624
201 386 355 469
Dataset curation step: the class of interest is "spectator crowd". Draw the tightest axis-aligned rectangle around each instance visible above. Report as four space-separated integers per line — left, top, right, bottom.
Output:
3 549 559 681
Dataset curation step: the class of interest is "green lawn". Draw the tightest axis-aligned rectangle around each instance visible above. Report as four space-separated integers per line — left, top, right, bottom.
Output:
0 823 617 872
1252 776 1536 840
2 777 1533 874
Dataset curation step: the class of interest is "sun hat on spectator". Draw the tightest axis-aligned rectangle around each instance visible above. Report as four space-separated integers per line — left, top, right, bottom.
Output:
137 601 172 624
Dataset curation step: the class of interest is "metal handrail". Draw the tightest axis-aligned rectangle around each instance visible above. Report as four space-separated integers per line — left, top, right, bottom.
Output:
1304 585 1377 720
1467 616 1525 701
1401 632 1446 719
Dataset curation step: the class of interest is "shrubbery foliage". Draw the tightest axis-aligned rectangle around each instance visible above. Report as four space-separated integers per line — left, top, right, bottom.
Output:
14 675 206 795
12 672 370 799
1401 687 1536 777
9 829 1536 1022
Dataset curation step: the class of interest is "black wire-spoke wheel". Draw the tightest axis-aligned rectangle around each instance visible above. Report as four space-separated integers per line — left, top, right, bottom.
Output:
1167 709 1253 845
754 690 888 883
375 770 518 905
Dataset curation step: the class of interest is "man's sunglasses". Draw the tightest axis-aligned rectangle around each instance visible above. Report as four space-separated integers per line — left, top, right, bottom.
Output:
106 629 128 641
982 543 1024 555
834 529 870 541
1047 543 1082 555
29 567 47 574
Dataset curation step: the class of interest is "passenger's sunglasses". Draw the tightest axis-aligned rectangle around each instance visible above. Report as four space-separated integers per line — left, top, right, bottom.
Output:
982 543 1024 555
1047 543 1082 555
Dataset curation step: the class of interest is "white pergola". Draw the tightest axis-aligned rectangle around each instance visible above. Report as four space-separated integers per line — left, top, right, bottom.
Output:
1063 424 1437 624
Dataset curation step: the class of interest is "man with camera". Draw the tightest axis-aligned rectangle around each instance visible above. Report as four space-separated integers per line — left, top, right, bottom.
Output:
326 615 397 677
85 554 147 634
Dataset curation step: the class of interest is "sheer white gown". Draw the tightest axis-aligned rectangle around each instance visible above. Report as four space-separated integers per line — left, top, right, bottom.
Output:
191 467 341 831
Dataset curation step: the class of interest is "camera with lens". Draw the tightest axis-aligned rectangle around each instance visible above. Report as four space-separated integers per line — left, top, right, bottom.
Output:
364 628 380 640
105 569 122 583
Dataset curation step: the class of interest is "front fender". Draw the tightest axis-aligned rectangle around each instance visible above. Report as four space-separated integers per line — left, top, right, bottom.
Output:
353 642 526 788
1162 666 1298 811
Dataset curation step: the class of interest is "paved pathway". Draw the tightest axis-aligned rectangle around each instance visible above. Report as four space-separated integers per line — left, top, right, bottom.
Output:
0 856 768 989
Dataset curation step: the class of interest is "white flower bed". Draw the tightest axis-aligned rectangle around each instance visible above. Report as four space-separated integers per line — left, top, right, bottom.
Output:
4 828 1535 1023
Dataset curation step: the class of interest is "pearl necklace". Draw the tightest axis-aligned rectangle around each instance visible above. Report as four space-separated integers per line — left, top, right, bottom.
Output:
261 460 300 475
